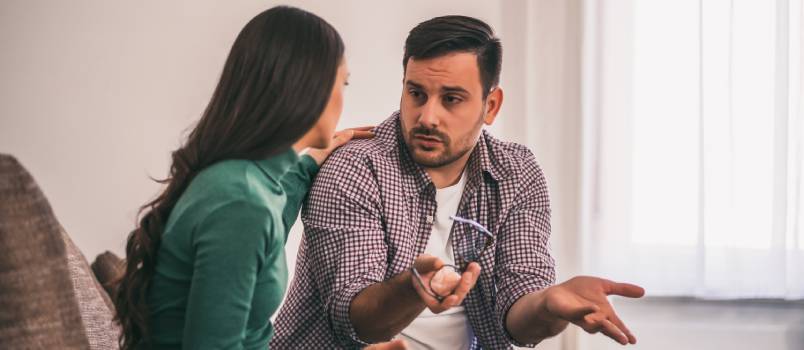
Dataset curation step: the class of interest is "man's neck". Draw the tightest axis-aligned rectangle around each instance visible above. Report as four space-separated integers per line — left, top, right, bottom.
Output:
425 148 473 189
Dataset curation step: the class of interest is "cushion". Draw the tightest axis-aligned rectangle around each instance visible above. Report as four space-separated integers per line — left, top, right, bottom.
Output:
0 154 90 348
62 229 121 349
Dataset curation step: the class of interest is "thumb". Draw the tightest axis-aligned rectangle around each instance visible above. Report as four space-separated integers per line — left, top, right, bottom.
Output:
414 254 444 273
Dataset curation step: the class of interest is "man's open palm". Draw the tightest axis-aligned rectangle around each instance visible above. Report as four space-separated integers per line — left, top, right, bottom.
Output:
543 276 645 345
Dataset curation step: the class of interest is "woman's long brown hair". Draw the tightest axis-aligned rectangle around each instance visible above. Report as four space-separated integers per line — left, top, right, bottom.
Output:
113 6 344 349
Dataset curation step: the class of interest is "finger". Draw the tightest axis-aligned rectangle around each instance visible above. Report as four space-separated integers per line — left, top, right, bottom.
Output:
335 130 357 147
351 130 375 139
349 126 375 131
425 297 449 314
582 312 606 326
414 255 444 273
410 273 445 309
576 316 603 334
451 263 481 300
609 311 637 344
598 319 628 345
565 304 600 321
437 294 461 309
606 282 645 298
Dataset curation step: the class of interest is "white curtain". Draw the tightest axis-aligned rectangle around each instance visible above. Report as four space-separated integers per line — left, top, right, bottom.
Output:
581 0 804 299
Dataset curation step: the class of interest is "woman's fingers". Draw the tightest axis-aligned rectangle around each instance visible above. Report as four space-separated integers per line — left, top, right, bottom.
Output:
331 128 375 147
351 130 375 139
334 129 355 141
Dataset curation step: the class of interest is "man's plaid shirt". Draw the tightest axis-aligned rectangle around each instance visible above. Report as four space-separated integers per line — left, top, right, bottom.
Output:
272 112 555 349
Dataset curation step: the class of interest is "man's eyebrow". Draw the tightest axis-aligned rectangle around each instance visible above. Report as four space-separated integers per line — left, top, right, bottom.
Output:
405 80 424 89
405 81 469 95
441 85 469 95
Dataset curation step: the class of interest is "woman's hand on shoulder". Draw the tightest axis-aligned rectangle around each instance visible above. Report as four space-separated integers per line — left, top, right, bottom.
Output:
306 126 375 165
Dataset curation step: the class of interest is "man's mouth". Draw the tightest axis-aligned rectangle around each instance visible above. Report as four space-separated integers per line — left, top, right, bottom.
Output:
413 134 443 147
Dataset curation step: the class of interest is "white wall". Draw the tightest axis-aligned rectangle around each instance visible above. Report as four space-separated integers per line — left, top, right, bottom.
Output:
0 0 514 260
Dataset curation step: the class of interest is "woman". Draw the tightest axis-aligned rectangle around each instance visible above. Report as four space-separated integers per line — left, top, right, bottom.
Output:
114 6 404 350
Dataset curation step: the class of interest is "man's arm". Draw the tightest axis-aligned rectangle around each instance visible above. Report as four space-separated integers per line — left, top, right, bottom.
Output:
301 149 388 347
492 148 557 347
495 147 644 346
350 256 480 343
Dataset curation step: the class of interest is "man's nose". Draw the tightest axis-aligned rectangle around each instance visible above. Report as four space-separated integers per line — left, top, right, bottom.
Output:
418 99 441 128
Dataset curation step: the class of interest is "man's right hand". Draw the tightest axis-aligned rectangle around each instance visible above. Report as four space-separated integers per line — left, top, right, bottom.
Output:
349 255 481 343
409 254 481 314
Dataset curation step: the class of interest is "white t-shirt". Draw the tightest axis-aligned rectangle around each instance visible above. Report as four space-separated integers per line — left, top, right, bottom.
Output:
398 172 474 350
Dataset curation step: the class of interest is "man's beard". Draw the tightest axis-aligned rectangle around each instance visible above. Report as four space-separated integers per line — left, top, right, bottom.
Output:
405 125 476 168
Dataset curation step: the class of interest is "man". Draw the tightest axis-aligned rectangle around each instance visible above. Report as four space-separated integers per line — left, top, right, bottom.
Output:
272 15 644 349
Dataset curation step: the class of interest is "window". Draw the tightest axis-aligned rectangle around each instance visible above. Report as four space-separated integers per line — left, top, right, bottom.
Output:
582 0 803 299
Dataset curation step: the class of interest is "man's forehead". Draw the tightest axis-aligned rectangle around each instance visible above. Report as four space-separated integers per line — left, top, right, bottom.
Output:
404 52 481 92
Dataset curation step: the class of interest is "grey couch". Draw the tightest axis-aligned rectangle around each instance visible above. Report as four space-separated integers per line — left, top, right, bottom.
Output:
0 154 122 349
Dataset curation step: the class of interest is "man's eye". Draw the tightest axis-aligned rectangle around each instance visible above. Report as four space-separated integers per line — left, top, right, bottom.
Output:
409 90 423 98
444 95 462 104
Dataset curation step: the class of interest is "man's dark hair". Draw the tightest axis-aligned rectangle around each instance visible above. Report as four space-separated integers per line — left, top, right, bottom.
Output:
403 15 502 98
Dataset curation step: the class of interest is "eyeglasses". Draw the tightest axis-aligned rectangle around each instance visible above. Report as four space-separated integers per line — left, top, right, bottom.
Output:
412 215 493 301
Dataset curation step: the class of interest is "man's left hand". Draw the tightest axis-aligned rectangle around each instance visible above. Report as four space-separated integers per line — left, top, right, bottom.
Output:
540 276 645 345
507 276 645 346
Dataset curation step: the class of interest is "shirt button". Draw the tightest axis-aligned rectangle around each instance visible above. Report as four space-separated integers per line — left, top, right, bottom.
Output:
426 215 434 224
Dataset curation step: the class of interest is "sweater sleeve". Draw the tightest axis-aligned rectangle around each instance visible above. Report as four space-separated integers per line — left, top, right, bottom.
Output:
278 154 319 240
182 200 270 350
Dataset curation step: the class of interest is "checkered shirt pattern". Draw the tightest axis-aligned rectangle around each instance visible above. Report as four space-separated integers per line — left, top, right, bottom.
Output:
271 112 555 349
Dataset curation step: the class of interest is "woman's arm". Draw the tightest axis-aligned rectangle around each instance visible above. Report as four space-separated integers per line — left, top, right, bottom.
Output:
182 200 270 350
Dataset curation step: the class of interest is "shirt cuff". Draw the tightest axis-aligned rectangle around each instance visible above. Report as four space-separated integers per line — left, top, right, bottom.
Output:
330 278 376 348
498 281 552 348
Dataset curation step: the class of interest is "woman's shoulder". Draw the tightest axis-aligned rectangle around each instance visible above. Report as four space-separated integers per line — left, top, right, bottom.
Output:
189 159 278 202
172 160 278 223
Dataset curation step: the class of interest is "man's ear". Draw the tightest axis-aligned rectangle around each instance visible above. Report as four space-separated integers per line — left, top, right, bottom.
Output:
483 87 503 125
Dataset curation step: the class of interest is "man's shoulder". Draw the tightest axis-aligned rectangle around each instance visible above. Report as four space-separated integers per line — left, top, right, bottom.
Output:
483 131 542 176
321 113 400 171
327 137 390 164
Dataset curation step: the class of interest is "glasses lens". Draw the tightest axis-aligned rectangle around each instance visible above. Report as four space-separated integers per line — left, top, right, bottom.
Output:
450 216 491 265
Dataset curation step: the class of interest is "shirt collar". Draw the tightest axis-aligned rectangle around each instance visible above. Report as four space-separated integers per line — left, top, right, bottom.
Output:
380 111 513 194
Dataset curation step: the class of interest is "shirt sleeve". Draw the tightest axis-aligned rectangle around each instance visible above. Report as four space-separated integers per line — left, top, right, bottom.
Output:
279 154 320 239
300 149 387 348
182 200 270 350
495 148 556 348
